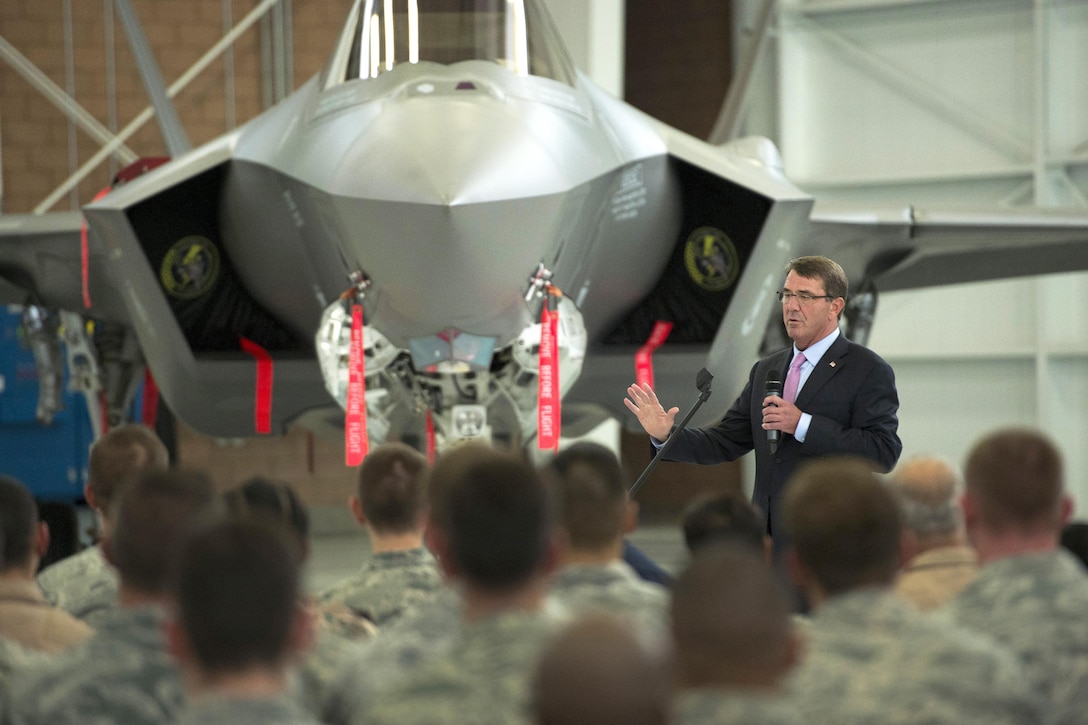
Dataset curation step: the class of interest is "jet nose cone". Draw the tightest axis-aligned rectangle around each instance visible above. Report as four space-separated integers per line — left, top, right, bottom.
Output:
331 83 589 205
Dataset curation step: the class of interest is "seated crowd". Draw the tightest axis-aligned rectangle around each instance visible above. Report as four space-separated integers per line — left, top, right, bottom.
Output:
1 424 1087 724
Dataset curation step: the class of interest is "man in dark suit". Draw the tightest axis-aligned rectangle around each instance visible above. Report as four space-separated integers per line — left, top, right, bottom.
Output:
625 256 902 553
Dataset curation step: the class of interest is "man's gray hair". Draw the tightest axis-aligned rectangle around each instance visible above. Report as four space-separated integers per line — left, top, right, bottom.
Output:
889 456 964 538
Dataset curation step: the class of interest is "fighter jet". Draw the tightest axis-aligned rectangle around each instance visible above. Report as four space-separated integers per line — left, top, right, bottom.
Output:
4 0 1088 455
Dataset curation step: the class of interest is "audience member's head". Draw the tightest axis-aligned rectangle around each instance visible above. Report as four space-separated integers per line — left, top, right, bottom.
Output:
1061 521 1088 569
104 469 214 599
681 492 766 557
543 442 634 559
784 457 903 602
889 456 965 550
352 442 429 537
167 517 309 691
222 477 309 561
36 501 81 570
0 475 47 575
963 427 1070 539
86 424 170 529
429 445 555 594
671 543 798 689
534 613 670 725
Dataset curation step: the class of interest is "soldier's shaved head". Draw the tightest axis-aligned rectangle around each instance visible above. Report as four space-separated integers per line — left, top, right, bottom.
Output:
671 543 797 688
784 457 902 595
965 427 1066 533
87 424 169 518
534 613 669 725
355 442 429 534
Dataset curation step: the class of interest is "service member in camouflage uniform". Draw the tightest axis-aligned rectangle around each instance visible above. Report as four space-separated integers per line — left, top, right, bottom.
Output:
783 457 1045 725
542 443 668 636
889 456 978 611
671 543 803 725
167 517 324 725
534 612 669 725
5 470 214 725
318 442 443 630
36 424 169 625
351 445 564 725
221 478 372 718
940 428 1088 725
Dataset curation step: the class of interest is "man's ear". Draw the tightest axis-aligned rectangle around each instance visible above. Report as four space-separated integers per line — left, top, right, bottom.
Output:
784 547 807 590
899 530 918 569
348 495 367 527
622 499 639 535
429 528 460 580
288 604 317 662
34 521 50 560
83 482 98 511
163 616 191 664
1059 494 1075 528
539 531 568 579
960 491 979 532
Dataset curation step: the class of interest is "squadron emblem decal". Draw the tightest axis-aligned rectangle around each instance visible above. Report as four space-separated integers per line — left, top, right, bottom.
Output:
684 227 739 292
160 236 221 299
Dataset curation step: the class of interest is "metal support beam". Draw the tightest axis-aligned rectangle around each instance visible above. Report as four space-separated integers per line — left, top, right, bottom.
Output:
0 34 139 165
35 0 283 213
786 11 1033 162
223 0 236 130
114 0 192 157
1032 0 1050 205
709 0 777 144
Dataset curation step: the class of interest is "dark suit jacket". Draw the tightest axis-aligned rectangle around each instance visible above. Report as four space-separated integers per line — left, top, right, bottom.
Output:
661 335 902 547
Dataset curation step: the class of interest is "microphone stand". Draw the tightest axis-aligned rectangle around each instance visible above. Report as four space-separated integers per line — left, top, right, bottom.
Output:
628 368 713 498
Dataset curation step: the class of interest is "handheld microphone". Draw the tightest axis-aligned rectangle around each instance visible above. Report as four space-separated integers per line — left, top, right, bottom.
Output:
765 369 781 454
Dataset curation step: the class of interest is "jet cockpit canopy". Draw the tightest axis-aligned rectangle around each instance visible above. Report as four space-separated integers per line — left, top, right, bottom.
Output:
328 0 577 87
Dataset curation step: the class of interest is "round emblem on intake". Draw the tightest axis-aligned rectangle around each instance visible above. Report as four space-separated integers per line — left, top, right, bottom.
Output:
683 226 739 292
160 235 221 299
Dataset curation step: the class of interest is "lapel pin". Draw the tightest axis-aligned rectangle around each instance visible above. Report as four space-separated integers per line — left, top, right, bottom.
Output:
829 361 837 368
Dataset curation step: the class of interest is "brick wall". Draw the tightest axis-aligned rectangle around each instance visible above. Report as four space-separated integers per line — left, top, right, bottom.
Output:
625 0 733 139
0 0 345 214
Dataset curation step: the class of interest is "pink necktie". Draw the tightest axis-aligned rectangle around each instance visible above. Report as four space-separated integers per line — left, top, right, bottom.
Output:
783 352 805 403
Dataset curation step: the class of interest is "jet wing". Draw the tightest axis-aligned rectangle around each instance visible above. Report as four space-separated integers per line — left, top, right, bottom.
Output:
809 200 1088 292
0 212 129 322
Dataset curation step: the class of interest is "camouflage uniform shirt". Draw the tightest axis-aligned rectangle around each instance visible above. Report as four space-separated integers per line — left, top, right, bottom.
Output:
35 546 118 626
0 636 48 689
787 588 1045 724
548 561 669 637
675 689 805 725
318 547 444 629
3 604 185 725
356 609 560 725
292 614 369 719
321 588 463 725
940 549 1088 725
175 694 325 725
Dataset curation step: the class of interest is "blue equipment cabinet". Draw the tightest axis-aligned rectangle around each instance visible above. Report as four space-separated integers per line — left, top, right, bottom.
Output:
0 306 95 502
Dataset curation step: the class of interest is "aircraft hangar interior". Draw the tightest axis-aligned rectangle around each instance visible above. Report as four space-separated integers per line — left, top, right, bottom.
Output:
3 0 1088 538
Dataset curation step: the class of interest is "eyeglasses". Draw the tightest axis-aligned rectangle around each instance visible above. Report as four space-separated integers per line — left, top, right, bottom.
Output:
777 291 834 305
